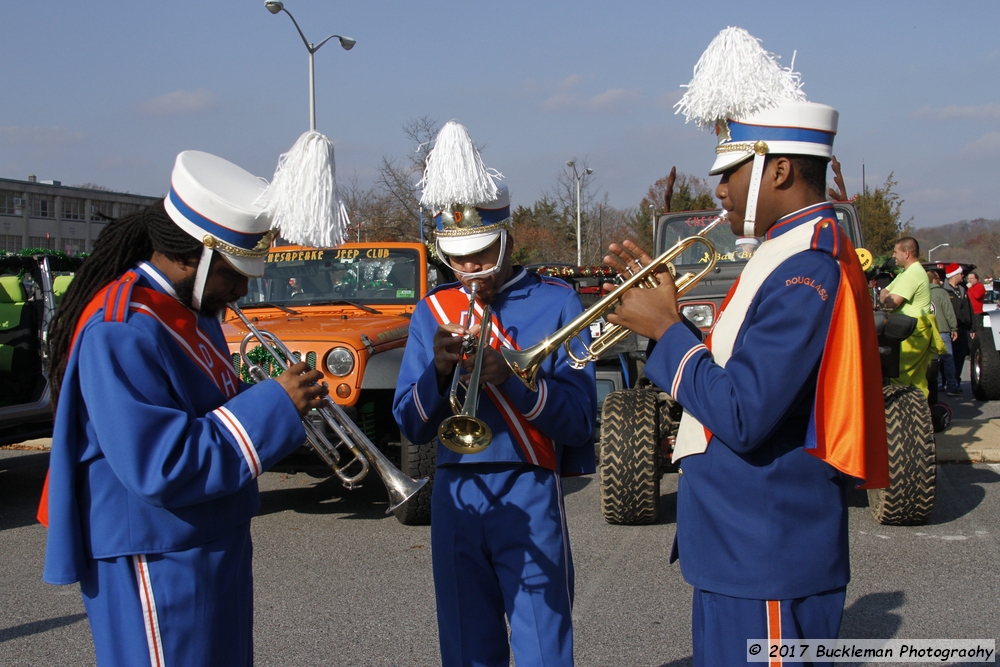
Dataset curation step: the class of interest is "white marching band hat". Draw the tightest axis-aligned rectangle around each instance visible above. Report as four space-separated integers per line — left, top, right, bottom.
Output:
165 151 275 278
419 120 512 259
675 27 838 236
163 130 347 310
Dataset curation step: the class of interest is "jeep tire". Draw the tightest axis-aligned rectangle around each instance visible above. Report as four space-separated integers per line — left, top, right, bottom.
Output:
599 389 662 525
970 331 1000 401
868 383 936 526
394 436 435 526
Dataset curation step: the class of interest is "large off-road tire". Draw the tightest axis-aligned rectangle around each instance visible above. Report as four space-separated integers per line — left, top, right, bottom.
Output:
868 384 936 526
599 389 661 525
969 331 1000 400
393 436 435 526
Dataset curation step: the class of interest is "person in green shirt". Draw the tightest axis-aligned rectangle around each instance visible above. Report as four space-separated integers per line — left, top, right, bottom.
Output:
881 238 930 316
880 237 943 396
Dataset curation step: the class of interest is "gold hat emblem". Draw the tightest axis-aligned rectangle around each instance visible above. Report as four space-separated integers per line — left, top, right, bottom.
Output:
439 204 483 230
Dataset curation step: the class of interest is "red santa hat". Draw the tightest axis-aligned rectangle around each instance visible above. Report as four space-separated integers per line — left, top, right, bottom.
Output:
945 263 963 278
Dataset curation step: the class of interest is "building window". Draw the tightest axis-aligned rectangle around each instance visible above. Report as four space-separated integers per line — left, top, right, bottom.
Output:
63 198 85 220
64 238 85 255
0 234 23 252
27 235 55 250
118 203 141 217
0 191 24 216
90 200 115 221
31 196 54 218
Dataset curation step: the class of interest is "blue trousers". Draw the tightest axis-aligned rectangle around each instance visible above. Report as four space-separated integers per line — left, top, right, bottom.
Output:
432 464 575 667
80 523 254 667
938 335 959 393
691 586 846 667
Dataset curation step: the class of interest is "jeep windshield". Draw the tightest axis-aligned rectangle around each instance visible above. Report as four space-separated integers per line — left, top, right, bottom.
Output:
658 211 753 267
238 246 422 308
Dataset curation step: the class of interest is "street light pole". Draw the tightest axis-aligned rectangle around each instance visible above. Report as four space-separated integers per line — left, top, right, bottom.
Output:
265 1 355 132
649 204 656 244
928 243 949 262
566 160 593 266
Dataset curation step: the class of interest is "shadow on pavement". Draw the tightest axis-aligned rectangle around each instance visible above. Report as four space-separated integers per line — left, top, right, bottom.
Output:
656 658 693 667
257 474 399 520
839 591 905 639
930 463 1000 524
0 613 88 643
0 450 49 532
847 485 870 509
561 476 591 496
658 490 678 525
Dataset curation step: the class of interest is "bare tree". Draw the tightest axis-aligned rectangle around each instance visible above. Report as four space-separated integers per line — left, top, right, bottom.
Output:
372 116 442 241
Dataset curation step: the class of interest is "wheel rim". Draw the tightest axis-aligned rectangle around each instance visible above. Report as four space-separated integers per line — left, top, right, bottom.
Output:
974 349 982 383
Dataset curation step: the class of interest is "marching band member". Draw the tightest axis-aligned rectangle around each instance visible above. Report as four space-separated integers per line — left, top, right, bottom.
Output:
605 28 889 667
393 121 597 667
39 151 330 666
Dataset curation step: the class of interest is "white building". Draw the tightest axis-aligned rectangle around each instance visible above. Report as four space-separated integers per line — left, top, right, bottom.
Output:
0 176 161 255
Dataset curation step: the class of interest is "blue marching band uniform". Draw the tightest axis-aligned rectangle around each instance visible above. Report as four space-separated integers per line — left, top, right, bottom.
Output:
41 261 306 666
393 269 597 667
651 28 890 666
648 203 886 664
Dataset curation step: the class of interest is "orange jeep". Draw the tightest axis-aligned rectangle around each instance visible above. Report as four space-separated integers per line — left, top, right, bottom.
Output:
223 241 439 520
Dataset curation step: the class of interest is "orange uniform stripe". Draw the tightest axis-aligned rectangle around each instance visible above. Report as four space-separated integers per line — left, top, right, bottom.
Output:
767 600 782 667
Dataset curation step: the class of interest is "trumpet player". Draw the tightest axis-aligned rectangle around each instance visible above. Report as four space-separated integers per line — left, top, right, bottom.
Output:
605 29 889 667
393 122 597 667
39 152 328 667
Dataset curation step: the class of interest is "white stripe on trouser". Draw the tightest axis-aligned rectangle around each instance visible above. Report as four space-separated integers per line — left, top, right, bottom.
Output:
133 554 166 667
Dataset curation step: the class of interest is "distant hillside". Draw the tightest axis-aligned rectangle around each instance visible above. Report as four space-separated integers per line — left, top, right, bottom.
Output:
912 217 1000 277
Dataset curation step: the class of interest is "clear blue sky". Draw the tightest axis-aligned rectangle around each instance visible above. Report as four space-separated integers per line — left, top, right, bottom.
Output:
3 1 998 229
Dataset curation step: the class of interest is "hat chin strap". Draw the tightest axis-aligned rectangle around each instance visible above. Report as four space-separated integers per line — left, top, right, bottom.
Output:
191 244 213 312
742 149 768 238
444 230 508 280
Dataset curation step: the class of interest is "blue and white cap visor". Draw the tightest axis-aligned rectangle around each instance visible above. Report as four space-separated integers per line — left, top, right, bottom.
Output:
709 101 838 175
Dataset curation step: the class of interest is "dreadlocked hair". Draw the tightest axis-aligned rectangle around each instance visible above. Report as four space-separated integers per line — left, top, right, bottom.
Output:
48 199 203 409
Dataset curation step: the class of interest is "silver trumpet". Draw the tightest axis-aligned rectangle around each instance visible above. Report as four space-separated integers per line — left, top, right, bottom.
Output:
438 282 493 454
228 302 428 514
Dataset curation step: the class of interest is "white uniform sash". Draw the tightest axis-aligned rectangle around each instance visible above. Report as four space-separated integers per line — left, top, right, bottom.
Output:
672 218 823 462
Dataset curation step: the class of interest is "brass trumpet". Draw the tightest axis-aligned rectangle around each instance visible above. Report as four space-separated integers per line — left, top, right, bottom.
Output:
502 215 726 391
229 302 428 514
438 282 493 454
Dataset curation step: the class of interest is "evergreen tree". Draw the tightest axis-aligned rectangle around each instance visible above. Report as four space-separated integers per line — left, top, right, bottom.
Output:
856 173 913 256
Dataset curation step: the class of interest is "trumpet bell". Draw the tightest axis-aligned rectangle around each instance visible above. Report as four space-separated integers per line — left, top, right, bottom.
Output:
438 415 492 454
384 470 429 514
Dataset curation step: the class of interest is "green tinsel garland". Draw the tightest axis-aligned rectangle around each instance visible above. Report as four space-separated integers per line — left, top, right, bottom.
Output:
239 344 290 383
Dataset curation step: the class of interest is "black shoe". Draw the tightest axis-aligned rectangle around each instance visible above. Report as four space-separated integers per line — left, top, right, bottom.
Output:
947 390 962 396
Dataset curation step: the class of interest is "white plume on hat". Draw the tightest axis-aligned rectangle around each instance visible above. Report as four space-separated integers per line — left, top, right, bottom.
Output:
674 27 806 129
419 121 500 210
256 130 347 248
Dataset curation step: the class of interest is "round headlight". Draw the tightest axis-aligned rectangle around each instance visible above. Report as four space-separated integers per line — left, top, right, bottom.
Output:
325 347 355 377
681 304 715 330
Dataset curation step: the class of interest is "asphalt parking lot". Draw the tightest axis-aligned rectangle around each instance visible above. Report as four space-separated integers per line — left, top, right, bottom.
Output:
2 442 999 667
